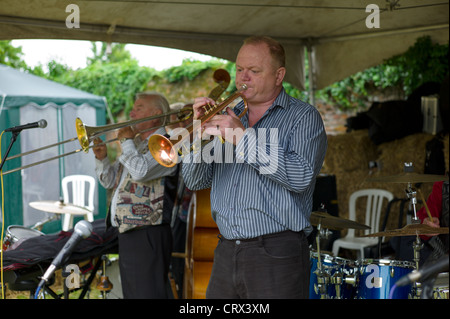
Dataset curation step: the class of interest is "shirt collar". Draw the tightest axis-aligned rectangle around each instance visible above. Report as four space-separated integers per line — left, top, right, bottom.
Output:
235 87 289 114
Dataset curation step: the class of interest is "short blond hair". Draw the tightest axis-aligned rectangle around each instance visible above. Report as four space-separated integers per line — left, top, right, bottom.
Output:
243 36 285 68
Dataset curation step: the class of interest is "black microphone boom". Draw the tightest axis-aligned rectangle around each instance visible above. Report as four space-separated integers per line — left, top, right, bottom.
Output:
396 254 449 287
5 119 47 132
37 220 93 288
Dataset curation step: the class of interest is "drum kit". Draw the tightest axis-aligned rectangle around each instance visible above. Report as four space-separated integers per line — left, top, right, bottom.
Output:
309 163 449 299
2 199 90 251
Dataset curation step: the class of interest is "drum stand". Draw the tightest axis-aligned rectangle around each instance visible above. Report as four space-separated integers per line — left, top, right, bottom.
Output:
96 255 114 299
30 213 60 231
311 205 367 299
314 221 331 299
314 225 351 299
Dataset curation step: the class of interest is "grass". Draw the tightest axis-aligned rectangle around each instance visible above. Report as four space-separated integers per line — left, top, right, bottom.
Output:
5 255 120 299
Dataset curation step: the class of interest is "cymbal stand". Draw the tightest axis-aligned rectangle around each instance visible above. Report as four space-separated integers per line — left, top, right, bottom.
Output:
404 180 423 269
30 213 60 231
404 174 423 297
314 220 331 299
405 182 420 224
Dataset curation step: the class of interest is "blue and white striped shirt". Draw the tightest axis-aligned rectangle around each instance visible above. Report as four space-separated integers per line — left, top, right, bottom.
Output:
182 88 327 239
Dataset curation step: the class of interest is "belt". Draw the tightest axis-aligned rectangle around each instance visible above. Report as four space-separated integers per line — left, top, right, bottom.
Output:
219 230 304 245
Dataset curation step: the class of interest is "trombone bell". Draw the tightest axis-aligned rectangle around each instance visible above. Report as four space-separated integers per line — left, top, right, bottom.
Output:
75 118 90 153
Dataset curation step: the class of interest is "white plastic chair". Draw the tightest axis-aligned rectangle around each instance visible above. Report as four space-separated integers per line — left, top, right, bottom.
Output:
332 189 394 259
61 174 95 231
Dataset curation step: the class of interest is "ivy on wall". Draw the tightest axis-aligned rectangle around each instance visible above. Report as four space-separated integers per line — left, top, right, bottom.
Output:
316 36 449 109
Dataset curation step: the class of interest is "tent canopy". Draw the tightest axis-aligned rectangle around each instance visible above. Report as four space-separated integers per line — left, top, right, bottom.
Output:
0 64 107 231
0 0 448 91
0 64 106 109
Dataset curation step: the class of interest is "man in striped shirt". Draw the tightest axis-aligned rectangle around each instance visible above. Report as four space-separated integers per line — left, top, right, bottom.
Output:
182 36 328 298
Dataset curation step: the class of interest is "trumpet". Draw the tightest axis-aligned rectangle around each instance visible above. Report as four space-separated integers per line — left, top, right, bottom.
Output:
1 107 193 175
148 84 248 168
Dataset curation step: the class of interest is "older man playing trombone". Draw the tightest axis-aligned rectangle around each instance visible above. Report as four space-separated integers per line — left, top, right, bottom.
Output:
93 91 179 299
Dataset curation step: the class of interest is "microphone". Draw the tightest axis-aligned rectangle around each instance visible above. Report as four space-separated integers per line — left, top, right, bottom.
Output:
396 254 449 287
5 119 47 132
38 220 93 287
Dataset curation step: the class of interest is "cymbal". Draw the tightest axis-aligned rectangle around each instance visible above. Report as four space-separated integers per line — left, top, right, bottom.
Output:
360 223 449 237
310 211 370 230
29 200 91 215
366 172 447 184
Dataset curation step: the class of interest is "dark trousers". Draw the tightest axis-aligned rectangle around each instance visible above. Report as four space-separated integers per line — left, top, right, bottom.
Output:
206 230 310 299
171 217 187 298
118 224 173 299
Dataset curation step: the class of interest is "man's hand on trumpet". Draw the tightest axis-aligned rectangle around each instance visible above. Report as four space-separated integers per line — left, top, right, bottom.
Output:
193 97 246 145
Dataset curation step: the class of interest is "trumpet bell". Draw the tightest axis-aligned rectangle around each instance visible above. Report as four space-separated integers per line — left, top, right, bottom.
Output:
148 134 178 168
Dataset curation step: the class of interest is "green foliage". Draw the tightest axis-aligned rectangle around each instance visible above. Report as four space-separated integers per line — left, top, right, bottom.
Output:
57 59 157 119
160 58 228 83
87 42 134 65
0 40 29 70
384 36 449 95
283 82 308 101
317 36 449 110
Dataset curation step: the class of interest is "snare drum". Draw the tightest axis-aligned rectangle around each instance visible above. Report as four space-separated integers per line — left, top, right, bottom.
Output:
2 225 44 251
356 259 415 299
309 251 357 299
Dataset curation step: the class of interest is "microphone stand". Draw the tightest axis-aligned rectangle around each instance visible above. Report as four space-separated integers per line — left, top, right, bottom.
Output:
0 130 20 172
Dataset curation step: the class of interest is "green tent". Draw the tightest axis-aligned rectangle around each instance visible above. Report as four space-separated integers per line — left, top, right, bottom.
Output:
0 64 107 233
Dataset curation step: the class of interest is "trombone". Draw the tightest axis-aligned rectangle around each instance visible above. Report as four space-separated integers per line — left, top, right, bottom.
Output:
1 107 193 175
1 68 231 175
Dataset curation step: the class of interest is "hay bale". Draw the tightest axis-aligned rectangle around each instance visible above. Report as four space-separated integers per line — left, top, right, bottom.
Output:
323 130 377 174
322 130 378 221
321 130 449 240
376 132 434 175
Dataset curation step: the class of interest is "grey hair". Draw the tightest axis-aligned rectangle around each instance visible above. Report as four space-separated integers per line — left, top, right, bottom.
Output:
170 102 185 111
136 91 170 114
135 91 170 124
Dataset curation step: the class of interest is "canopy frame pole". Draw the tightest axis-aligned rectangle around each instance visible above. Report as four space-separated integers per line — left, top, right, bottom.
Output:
306 41 316 106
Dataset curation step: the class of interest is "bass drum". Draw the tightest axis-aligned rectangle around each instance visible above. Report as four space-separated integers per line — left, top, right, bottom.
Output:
356 259 415 299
